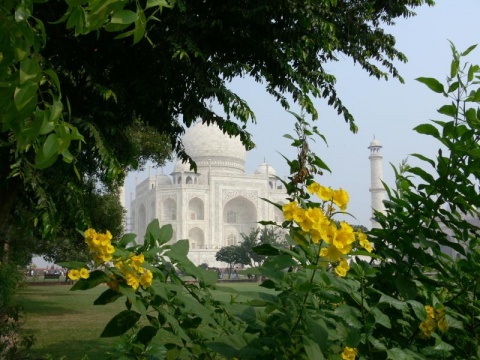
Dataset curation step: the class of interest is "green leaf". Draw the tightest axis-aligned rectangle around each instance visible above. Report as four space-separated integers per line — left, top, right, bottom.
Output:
303 336 325 360
413 123 440 139
133 6 146 44
437 104 457 117
447 81 459 93
100 310 141 337
136 325 158 346
407 300 426 321
158 223 173 245
253 243 280 255
94 288 123 305
111 10 138 25
395 275 417 300
145 0 170 9
14 81 38 110
416 77 445 94
66 6 82 29
410 153 435 167
35 149 58 169
372 308 391 329
306 317 328 351
19 58 41 84
461 44 477 57
119 233 137 248
378 294 408 312
468 64 479 82
167 239 189 258
386 348 412 360
70 270 110 291
450 59 459 78
334 305 362 329
42 133 59 159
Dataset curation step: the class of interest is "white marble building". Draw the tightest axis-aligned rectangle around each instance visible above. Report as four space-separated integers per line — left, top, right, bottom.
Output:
129 121 288 267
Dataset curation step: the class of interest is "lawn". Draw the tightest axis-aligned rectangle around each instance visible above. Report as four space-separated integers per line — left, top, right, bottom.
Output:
15 281 271 359
16 285 124 359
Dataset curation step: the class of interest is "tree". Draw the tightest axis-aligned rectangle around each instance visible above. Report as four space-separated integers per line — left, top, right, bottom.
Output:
240 226 286 267
0 0 435 265
215 245 249 279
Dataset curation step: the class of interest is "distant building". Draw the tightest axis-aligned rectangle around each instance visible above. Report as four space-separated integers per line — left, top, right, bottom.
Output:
369 137 386 228
129 121 287 267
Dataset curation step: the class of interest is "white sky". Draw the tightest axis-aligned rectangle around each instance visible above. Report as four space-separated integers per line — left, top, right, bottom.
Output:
125 0 480 228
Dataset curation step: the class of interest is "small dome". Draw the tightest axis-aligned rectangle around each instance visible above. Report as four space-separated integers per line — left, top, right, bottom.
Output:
255 162 276 176
369 138 381 147
173 160 194 173
156 173 172 185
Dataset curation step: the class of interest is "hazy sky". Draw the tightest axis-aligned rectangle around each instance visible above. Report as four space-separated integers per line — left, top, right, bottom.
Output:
125 0 480 228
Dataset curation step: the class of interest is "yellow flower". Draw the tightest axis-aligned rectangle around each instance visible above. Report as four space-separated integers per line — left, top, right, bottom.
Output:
425 305 435 319
319 244 343 262
333 188 349 211
333 222 355 255
335 258 350 277
79 268 90 279
282 201 299 221
341 346 357 360
307 182 321 195
317 185 334 202
68 269 80 281
139 270 153 289
125 273 140 290
419 305 436 338
357 232 372 253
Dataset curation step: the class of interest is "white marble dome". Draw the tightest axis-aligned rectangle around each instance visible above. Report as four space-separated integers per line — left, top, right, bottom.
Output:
255 162 276 176
181 121 246 174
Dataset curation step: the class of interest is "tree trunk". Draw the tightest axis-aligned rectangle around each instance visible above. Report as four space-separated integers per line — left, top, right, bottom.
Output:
0 176 22 264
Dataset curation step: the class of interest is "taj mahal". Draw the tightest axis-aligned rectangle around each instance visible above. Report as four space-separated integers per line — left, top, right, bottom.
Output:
128 122 290 267
128 121 386 267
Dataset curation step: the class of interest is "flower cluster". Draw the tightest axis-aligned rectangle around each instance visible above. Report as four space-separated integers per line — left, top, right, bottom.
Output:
341 346 357 360
84 228 115 264
68 228 153 291
114 253 153 291
419 305 448 338
282 182 371 277
68 268 90 281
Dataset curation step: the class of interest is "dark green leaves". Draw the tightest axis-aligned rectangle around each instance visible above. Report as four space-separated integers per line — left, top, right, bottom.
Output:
100 310 141 337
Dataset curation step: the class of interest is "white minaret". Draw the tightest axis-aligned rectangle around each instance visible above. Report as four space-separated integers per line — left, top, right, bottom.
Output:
119 181 127 231
369 137 386 228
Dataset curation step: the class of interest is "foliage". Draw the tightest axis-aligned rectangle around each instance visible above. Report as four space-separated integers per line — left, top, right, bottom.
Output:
0 0 435 265
65 47 480 358
368 42 480 358
0 180 126 266
63 113 373 359
0 264 34 360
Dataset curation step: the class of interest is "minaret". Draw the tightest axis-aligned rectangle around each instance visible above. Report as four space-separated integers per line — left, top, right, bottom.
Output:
119 181 127 231
369 137 386 228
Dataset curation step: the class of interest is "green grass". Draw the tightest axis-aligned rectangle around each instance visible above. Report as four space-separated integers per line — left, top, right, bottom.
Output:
15 282 272 359
16 285 124 360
